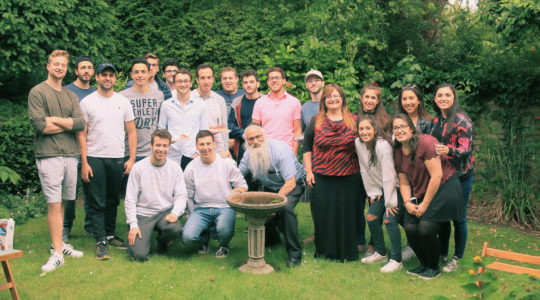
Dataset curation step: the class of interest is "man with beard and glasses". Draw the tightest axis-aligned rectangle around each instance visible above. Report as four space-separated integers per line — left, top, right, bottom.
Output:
63 56 97 241
238 125 305 268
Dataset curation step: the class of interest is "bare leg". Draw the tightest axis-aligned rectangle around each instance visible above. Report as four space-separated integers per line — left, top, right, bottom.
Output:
48 201 65 254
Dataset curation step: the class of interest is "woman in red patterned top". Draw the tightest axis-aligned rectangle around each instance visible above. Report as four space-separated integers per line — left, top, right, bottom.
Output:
303 84 361 262
430 83 475 273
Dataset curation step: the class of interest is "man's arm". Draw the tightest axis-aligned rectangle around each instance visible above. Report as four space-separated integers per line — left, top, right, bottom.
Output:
78 124 93 183
278 176 296 196
251 118 260 125
124 120 137 174
292 118 302 155
169 168 188 220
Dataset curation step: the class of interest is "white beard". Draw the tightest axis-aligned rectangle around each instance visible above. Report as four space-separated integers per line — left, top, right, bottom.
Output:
246 141 271 180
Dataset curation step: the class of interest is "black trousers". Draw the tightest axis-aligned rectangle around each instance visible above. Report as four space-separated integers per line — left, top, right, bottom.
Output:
264 181 305 261
83 157 124 242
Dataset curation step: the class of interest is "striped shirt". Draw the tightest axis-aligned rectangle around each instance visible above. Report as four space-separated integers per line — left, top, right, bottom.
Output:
304 116 359 176
191 89 228 152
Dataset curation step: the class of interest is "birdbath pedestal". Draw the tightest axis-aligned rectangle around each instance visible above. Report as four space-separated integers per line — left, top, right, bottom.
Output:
226 192 287 274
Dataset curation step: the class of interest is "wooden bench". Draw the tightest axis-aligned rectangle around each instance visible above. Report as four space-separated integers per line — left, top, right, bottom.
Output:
481 242 540 277
0 250 23 300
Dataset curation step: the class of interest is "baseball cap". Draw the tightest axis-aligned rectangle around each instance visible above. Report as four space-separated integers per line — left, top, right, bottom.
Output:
305 69 323 81
96 62 117 74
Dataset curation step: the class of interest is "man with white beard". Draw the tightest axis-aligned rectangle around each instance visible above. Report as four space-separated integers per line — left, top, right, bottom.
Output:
238 125 305 268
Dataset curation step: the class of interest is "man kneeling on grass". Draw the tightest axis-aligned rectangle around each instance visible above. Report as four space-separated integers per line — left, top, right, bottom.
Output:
182 130 247 258
125 130 187 261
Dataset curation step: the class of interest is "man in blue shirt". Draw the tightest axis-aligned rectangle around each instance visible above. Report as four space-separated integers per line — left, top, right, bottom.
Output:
301 69 324 131
239 124 305 267
63 56 97 241
216 66 245 113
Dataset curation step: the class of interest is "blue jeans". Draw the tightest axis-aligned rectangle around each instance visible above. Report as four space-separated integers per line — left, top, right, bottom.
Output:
182 207 236 248
440 174 474 259
366 196 403 262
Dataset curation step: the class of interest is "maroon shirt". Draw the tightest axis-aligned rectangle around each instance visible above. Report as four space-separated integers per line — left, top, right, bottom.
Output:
394 134 454 199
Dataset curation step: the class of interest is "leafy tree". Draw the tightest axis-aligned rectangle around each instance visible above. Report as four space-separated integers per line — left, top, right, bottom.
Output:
0 0 118 98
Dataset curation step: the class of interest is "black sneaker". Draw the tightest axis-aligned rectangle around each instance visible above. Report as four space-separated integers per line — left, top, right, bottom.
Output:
419 267 441 280
286 258 301 268
106 235 128 249
215 246 230 258
96 241 110 260
198 241 209 254
157 238 173 255
406 265 427 276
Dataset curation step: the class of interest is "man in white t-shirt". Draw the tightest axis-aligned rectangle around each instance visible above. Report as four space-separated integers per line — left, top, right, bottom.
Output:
125 129 187 261
78 62 137 260
182 130 247 258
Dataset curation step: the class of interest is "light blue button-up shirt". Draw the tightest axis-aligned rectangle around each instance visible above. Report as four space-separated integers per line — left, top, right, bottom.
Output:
158 95 208 162
239 138 306 191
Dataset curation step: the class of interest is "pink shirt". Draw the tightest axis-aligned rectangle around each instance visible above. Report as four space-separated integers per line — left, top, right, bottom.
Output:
252 91 301 149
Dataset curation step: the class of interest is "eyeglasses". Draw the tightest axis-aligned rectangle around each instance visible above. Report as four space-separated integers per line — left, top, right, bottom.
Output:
268 76 282 81
246 134 263 142
164 70 178 74
326 95 342 100
401 84 417 90
392 124 409 132
175 80 191 84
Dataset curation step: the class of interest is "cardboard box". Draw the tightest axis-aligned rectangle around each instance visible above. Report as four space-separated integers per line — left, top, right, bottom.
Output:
0 219 15 250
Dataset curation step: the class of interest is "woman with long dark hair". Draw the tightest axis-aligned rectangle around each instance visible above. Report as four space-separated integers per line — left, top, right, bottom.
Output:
393 113 464 279
355 114 403 272
430 83 475 272
398 84 434 134
304 84 361 262
356 83 391 255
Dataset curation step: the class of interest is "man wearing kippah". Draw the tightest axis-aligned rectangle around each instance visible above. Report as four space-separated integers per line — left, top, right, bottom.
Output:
63 56 97 241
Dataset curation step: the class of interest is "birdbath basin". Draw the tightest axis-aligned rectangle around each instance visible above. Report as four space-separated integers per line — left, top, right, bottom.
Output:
227 192 287 274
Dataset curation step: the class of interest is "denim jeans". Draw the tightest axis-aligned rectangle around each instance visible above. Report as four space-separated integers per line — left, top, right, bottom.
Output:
440 174 474 259
366 196 403 262
182 207 236 248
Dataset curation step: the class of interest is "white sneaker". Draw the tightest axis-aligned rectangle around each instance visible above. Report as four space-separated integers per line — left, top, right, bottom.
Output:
380 259 403 273
361 252 387 264
442 257 460 272
41 252 64 273
50 243 84 258
401 245 416 261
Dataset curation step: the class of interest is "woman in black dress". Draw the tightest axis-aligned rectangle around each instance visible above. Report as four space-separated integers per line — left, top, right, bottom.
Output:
304 84 360 262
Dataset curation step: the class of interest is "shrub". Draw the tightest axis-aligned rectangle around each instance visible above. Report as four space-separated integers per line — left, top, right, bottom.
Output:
0 188 47 225
0 101 38 194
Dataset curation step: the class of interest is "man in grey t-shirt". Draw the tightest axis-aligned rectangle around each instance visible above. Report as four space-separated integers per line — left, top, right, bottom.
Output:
121 57 165 160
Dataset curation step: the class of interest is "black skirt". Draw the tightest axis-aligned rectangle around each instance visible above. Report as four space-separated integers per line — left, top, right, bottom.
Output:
404 173 465 223
313 173 361 262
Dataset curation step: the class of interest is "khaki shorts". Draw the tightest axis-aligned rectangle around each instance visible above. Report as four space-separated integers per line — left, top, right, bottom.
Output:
36 156 78 203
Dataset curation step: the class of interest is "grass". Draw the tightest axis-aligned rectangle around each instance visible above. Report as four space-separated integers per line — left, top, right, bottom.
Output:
9 200 540 299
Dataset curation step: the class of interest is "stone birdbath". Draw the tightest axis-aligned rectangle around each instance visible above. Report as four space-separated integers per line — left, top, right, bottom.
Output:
226 191 287 274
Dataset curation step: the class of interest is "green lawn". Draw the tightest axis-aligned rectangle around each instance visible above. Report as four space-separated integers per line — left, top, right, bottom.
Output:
9 201 539 299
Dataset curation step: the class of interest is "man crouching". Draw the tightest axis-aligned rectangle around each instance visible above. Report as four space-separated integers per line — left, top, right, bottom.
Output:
125 129 187 261
182 130 247 258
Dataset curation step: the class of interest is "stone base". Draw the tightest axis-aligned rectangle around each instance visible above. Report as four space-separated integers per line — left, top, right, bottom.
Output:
238 259 274 274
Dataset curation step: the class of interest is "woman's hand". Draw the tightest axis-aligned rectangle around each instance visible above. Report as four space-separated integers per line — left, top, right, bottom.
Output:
416 202 428 218
385 207 399 218
369 195 381 205
405 202 418 216
306 171 315 188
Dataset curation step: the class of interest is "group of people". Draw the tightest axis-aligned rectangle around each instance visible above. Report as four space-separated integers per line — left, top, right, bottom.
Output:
29 50 474 280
